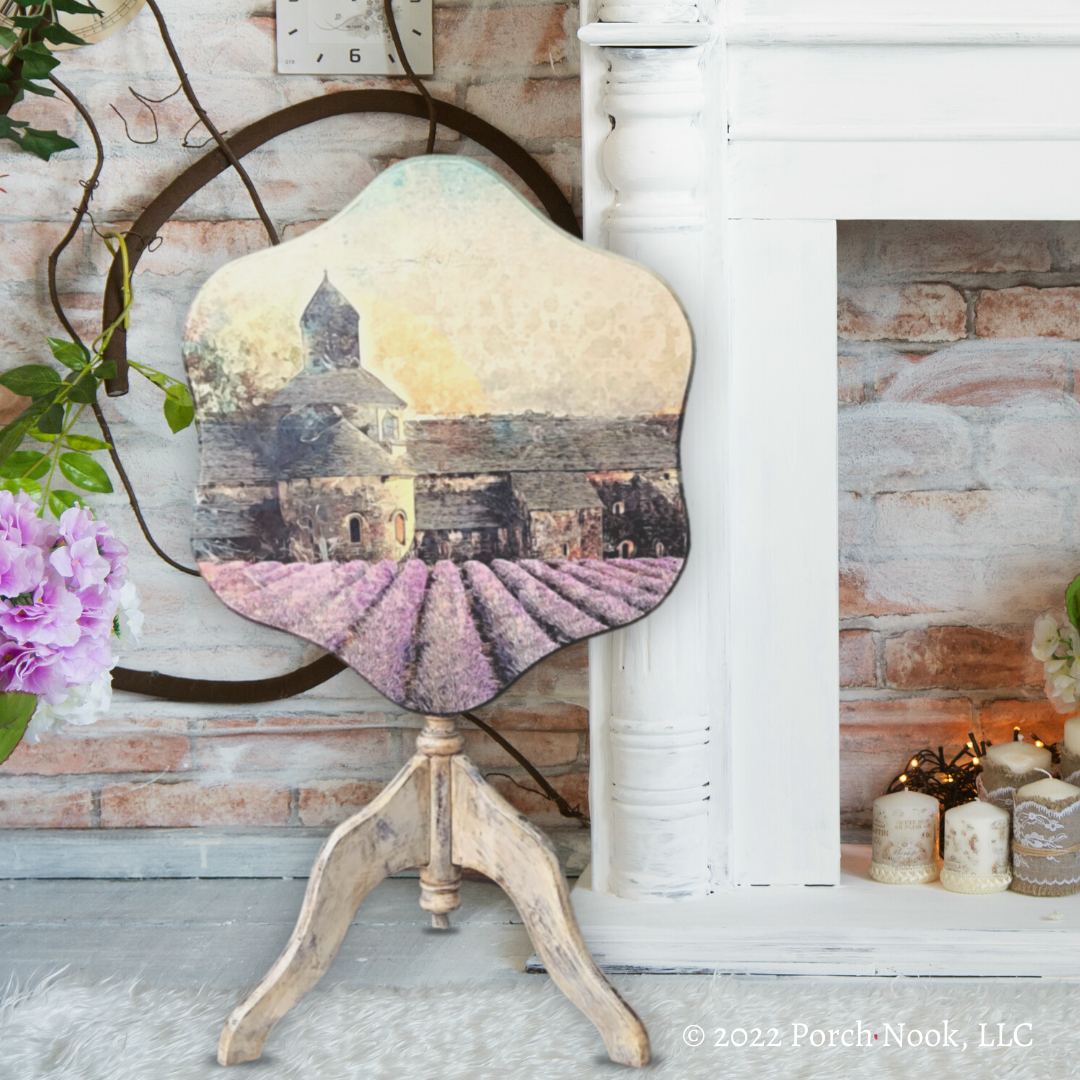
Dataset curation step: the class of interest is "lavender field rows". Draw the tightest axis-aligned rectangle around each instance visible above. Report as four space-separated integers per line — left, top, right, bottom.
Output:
200 556 683 714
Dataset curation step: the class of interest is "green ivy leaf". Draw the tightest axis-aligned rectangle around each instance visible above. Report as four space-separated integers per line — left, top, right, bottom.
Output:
1066 575 1080 638
64 433 110 452
27 429 57 443
51 0 105 14
15 42 60 80
48 488 87 517
36 403 65 434
0 28 18 49
14 79 57 98
0 450 49 481
64 371 98 405
135 366 169 390
95 359 118 380
17 127 78 161
0 365 61 399
0 116 29 141
12 14 44 27
0 477 42 501
39 23 87 46
58 451 112 493
46 338 90 371
163 384 195 434
0 400 50 468
0 691 37 766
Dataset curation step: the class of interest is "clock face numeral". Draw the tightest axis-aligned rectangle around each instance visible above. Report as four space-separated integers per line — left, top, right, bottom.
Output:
276 0 433 76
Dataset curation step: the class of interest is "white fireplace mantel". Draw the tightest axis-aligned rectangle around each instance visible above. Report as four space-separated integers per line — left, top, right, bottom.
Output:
570 0 1080 974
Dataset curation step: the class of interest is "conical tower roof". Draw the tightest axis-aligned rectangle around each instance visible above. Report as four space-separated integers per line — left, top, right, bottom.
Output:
300 273 361 372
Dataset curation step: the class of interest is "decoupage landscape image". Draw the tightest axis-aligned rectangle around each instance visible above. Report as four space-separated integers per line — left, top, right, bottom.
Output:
182 157 691 714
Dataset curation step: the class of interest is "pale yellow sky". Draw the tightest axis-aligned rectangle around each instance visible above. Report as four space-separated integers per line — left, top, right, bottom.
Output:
183 157 693 420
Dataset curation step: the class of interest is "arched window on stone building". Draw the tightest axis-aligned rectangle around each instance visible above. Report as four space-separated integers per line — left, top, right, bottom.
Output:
618 539 635 559
392 511 407 546
612 501 625 516
347 515 365 545
655 541 665 557
382 414 399 442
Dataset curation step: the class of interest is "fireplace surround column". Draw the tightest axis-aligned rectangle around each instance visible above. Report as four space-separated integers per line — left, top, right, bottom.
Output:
579 4 719 901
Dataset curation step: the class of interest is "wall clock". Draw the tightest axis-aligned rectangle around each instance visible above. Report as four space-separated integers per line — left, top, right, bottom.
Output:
0 0 145 48
275 0 432 76
52 0 145 47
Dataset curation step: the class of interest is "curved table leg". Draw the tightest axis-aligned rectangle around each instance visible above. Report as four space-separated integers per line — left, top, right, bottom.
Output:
218 754 430 1065
450 754 651 1067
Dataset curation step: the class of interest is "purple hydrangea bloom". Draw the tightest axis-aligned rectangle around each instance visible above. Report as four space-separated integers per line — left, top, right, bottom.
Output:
53 633 114 687
50 507 114 590
0 640 70 703
0 497 128 707
75 583 120 640
0 490 52 598
0 570 83 647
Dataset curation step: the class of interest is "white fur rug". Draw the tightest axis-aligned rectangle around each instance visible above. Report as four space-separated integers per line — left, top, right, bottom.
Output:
1 971 1075 1080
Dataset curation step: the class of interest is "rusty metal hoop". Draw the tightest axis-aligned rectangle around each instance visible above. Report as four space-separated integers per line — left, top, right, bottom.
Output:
107 89 580 704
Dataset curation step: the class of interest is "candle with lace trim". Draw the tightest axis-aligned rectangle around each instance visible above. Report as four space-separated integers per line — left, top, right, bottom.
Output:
1011 777 1080 898
979 740 1054 817
940 800 1011 894
1059 717 1080 785
984 741 1052 775
870 790 940 885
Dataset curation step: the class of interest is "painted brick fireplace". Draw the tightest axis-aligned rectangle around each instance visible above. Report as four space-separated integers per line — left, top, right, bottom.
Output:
573 0 1080 973
837 220 1080 832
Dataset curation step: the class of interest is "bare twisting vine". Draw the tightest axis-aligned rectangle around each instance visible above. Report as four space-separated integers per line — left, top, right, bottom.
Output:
0 1 588 826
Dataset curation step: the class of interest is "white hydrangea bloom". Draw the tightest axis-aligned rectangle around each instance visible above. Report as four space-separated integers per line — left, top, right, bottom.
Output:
113 580 144 658
1032 613 1080 713
23 580 143 744
24 670 113 743
1032 613 1062 661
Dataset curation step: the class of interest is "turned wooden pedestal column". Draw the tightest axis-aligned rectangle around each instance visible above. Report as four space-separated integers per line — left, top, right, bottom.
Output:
217 714 651 1068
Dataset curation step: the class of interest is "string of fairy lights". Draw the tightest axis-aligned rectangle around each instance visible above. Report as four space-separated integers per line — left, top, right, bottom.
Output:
885 727 1060 844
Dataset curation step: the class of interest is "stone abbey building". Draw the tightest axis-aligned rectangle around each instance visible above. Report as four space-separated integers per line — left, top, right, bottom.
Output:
193 277 687 566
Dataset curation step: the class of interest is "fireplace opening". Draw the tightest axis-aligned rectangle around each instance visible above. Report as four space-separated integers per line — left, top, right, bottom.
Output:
837 221 1080 843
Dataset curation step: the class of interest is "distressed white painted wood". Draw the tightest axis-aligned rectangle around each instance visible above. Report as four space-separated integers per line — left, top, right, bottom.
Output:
730 142 1080 220
725 23 1080 45
219 754 431 1065
219 716 650 1068
727 0 1080 23
580 0 722 902
598 0 698 25
727 219 839 886
579 23 709 44
729 45 1080 140
564 847 1080 976
577 0 1080 969
452 754 650 1066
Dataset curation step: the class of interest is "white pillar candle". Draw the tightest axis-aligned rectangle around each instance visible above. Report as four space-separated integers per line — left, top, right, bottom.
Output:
870 790 940 884
940 800 1011 894
1015 776 1080 802
984 741 1052 775
1064 716 1080 757
1011 776 1080 897
1060 718 1080 786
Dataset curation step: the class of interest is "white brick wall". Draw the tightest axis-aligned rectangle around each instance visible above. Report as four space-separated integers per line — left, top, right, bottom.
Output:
0 0 585 828
839 222 1080 828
